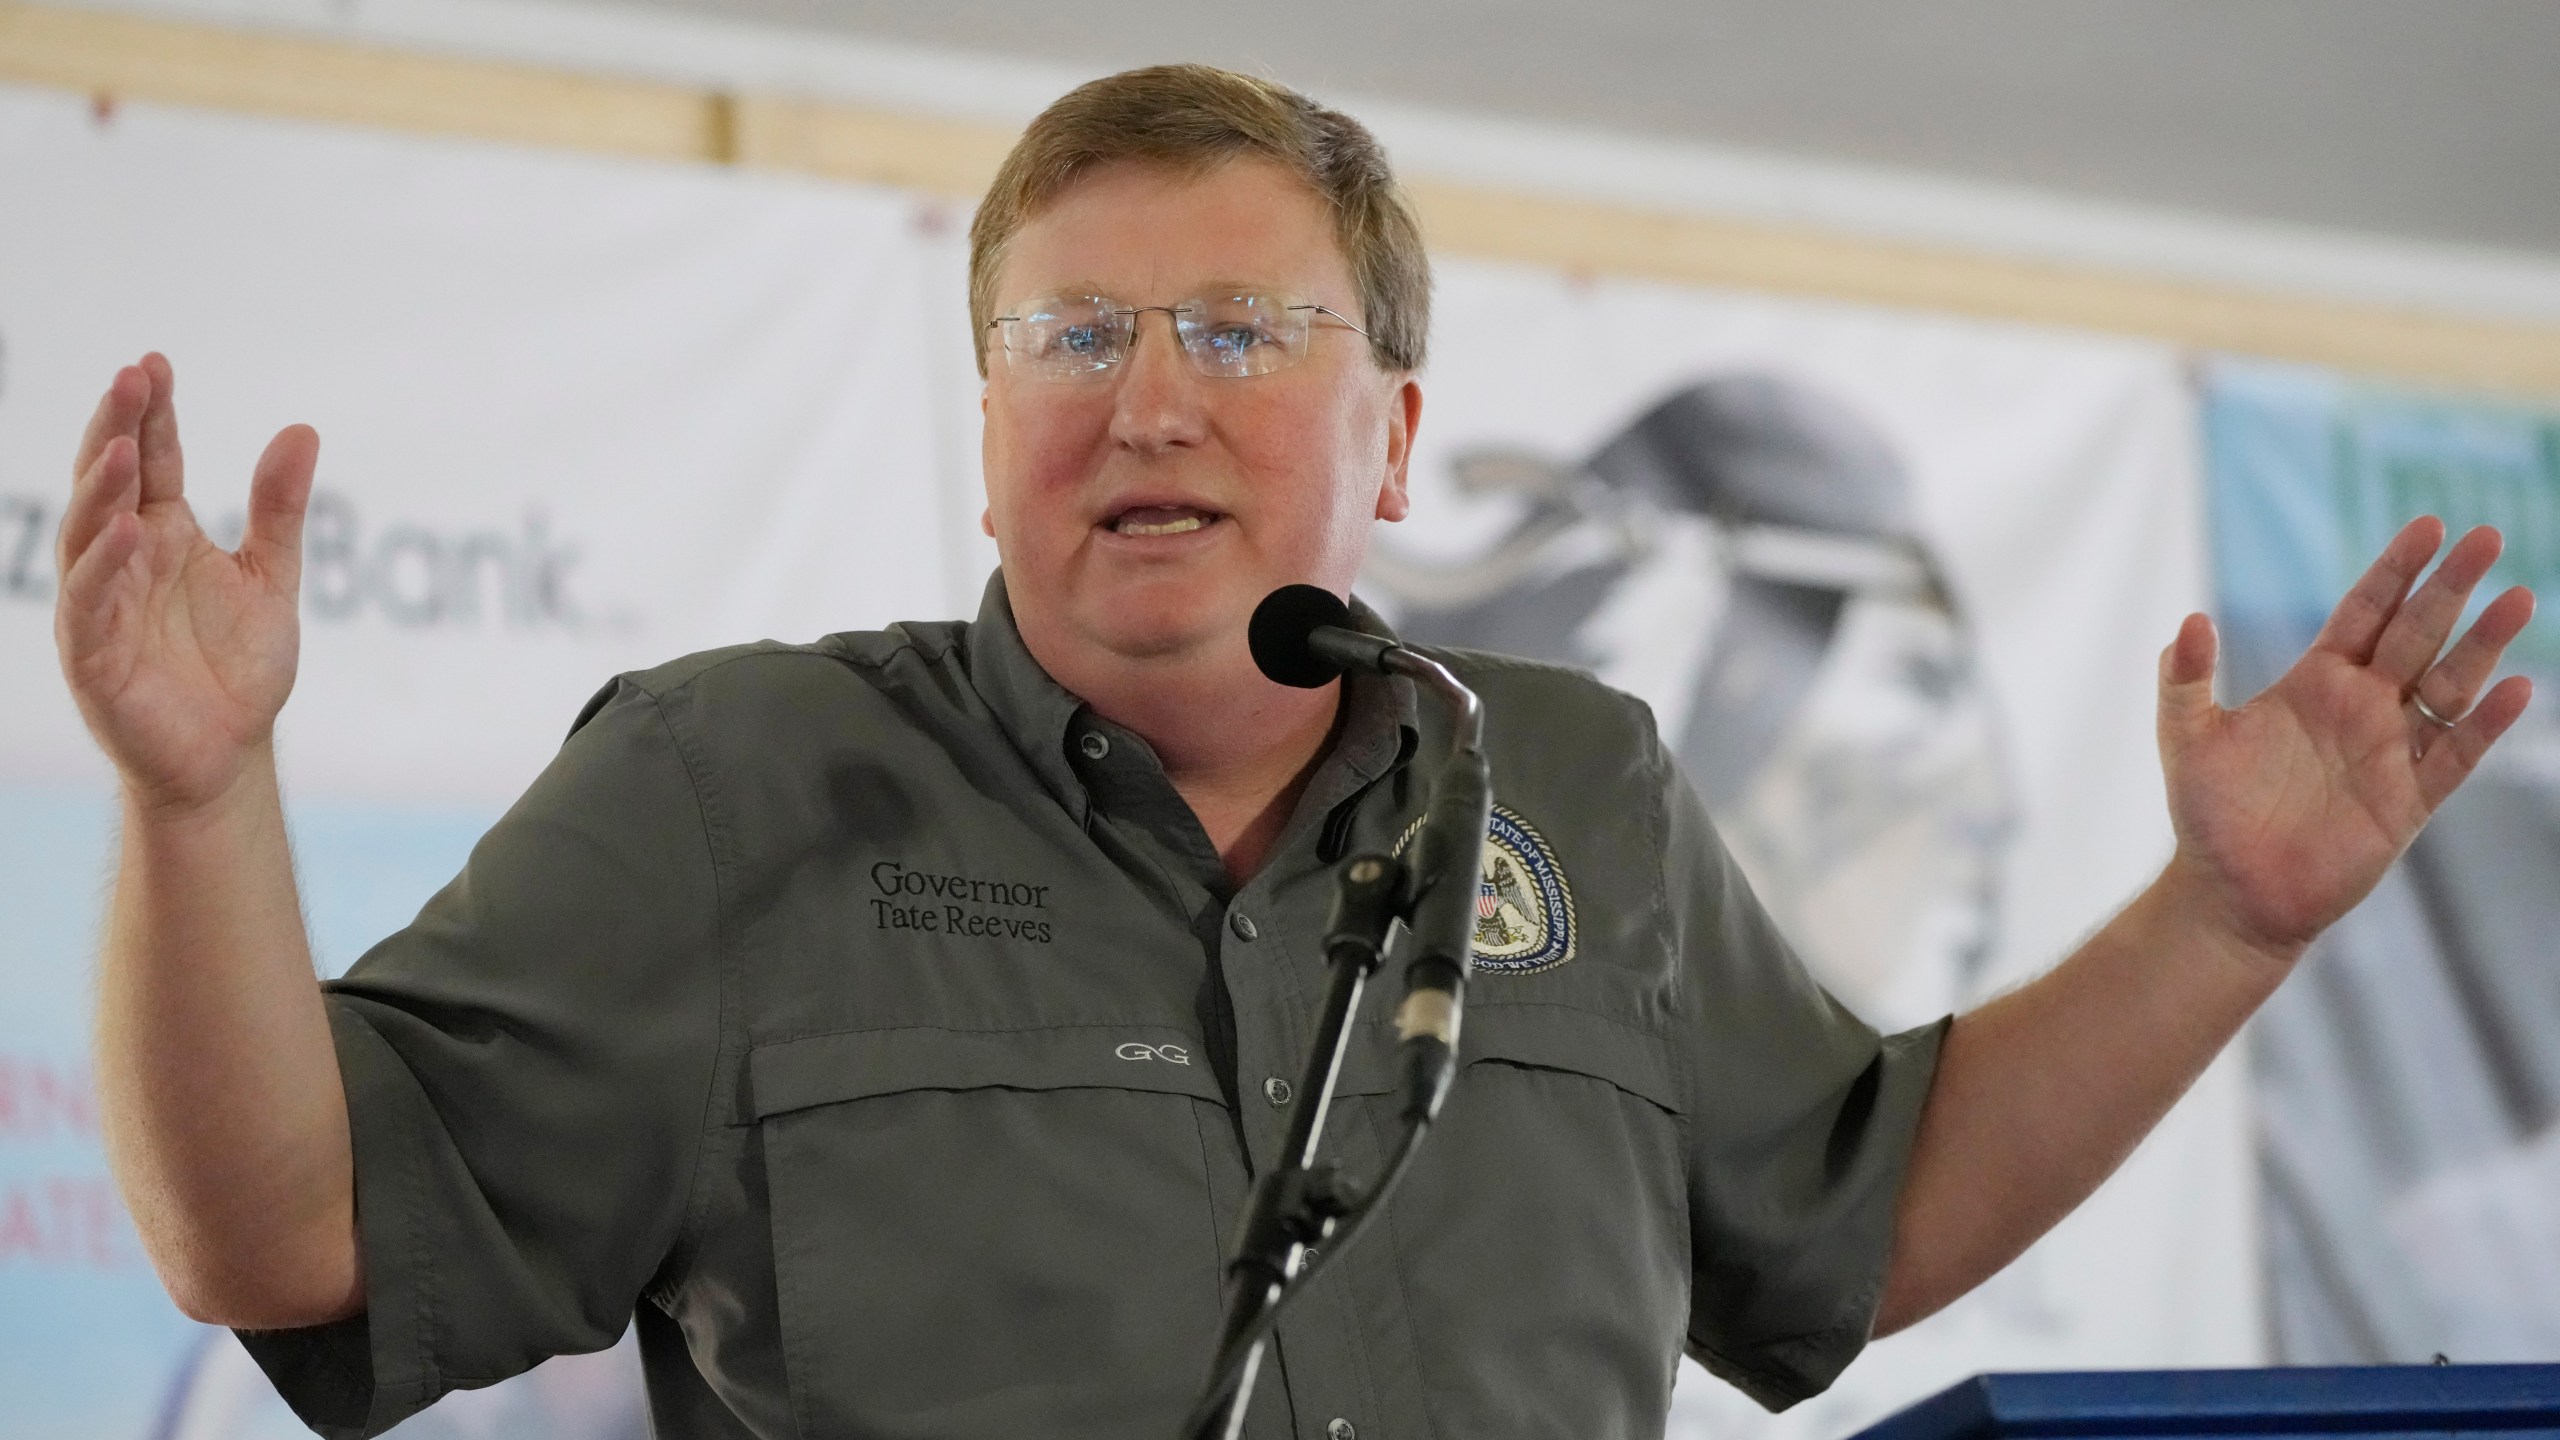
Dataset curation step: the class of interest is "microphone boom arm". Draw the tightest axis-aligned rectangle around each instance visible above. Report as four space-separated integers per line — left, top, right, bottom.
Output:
1375 645 1487 1124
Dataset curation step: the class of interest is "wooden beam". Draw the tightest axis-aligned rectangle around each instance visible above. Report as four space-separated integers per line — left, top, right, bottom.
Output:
733 94 1012 198
1407 182 2560 401
8 0 2560 401
0 1 718 160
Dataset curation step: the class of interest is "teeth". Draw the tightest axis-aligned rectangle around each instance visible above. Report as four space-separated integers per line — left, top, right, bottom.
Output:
1118 514 1208 537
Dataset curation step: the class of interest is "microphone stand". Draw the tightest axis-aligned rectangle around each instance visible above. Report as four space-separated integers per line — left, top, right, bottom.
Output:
1182 648 1489 1440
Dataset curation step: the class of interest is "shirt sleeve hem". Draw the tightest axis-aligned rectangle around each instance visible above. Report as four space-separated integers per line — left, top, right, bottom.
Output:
1682 1327 1861 1412
235 998 449 1439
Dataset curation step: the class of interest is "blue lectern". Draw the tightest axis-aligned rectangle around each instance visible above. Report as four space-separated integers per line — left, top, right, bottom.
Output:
1850 1367 2560 1440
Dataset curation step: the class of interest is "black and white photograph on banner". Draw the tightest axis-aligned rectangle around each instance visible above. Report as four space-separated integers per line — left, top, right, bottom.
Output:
1372 372 2017 1033
1374 262 2244 1439
2 2 2557 1438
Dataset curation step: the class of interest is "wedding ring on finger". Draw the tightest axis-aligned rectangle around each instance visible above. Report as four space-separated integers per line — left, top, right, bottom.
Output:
2409 691 2460 730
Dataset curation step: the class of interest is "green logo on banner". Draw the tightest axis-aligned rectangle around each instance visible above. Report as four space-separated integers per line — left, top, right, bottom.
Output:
2329 398 2560 670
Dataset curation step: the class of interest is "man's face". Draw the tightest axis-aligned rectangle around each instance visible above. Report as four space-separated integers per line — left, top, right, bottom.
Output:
981 158 1419 673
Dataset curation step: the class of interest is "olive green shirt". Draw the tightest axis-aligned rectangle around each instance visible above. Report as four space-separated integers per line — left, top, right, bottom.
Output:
242 575 1945 1440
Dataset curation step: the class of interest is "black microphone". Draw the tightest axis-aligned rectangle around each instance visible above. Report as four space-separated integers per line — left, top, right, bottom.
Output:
1247 584 1394 688
1247 585 1490 1125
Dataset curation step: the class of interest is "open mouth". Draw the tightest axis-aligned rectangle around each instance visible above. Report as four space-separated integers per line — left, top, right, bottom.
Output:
1106 504 1224 538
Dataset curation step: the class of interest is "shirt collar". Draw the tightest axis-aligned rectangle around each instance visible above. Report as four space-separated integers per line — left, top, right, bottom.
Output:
964 570 1419 837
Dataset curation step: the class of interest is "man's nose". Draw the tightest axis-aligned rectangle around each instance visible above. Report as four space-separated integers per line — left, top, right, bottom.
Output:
1110 308 1210 452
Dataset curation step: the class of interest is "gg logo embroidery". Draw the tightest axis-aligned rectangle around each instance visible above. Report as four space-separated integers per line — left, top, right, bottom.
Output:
1395 804 1578 975
1115 1041 1192 1065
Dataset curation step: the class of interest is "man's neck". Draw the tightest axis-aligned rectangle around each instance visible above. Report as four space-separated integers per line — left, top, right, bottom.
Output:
1029 627 1341 886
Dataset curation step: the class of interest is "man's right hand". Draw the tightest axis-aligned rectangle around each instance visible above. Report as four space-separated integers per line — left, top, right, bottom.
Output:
55 353 316 811
57 354 360 1330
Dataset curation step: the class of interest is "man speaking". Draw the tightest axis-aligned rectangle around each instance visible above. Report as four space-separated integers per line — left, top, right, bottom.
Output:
50 64 2537 1440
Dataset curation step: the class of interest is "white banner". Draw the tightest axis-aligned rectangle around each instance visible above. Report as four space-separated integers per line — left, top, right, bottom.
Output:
0 80 2254 1440
0 83 988 810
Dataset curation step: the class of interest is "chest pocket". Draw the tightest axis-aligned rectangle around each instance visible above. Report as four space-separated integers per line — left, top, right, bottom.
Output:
745 1025 1231 1439
1346 1004 1693 1440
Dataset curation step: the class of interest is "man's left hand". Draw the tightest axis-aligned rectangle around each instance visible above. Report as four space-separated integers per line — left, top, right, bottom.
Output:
2157 516 2536 964
1882 516 2535 1334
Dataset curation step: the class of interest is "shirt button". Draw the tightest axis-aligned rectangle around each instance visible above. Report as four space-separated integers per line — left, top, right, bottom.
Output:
1263 1077 1292 1107
1327 1420 1357 1440
1230 912 1258 941
1079 731 1110 760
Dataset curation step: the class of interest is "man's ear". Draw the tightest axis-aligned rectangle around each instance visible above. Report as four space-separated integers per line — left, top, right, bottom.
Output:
981 506 996 538
1375 377 1423 523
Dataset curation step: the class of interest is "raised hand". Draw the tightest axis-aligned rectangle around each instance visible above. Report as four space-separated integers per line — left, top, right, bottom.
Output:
2157 517 2536 960
54 354 318 813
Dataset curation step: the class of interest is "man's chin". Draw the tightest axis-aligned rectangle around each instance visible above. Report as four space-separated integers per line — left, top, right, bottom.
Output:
1087 614 1228 664
1077 587 1253 664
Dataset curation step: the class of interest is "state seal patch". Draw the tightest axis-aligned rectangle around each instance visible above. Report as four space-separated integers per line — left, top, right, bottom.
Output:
1395 804 1577 975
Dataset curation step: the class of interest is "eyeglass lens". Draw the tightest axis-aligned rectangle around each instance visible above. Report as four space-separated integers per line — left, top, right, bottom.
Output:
996 294 1326 381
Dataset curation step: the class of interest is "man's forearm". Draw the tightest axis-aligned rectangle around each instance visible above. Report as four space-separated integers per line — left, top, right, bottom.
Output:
1871 855 2293 1335
96 742 362 1328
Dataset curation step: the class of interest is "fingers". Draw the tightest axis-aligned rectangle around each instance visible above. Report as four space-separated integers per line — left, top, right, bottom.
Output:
135 352 187 505
2372 525 2504 688
2417 674 2534 811
55 508 143 660
241 425 319 589
58 434 143 576
73 363 150 482
2414 584 2536 720
2157 611 2221 745
2312 516 2443 663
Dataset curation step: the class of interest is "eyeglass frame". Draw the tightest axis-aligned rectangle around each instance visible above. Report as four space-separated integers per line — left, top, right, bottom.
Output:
983 291 1374 382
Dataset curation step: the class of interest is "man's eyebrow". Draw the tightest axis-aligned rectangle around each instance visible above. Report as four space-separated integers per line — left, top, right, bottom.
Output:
1015 282 1302 304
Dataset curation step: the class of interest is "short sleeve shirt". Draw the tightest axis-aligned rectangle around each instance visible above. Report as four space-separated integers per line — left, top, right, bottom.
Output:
241 574 1945 1440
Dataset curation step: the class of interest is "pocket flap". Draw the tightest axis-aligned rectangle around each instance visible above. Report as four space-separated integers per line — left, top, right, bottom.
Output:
1327 1005 1682 1114
1461 1006 1682 1114
744 1025 1227 1121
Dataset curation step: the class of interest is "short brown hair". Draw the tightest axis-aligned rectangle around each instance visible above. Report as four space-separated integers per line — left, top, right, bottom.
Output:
967 64 1431 377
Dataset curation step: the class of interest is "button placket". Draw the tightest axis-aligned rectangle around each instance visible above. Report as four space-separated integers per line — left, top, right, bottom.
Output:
1229 856 1393 1440
1221 882 1303 1178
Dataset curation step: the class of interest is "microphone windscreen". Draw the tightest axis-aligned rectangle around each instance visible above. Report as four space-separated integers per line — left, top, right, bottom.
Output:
1249 584 1355 688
